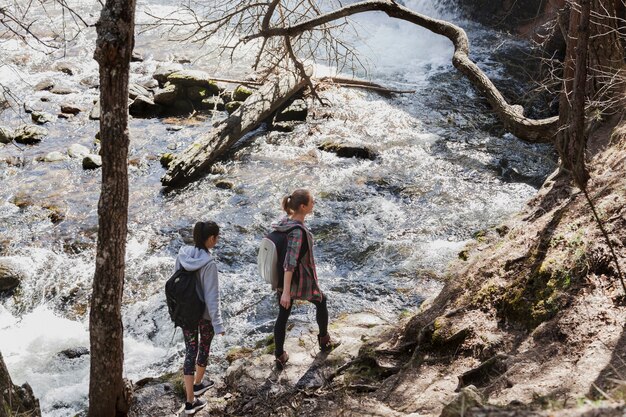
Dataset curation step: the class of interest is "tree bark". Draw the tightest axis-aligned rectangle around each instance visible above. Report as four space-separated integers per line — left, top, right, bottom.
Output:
245 0 559 143
161 68 309 187
89 0 136 416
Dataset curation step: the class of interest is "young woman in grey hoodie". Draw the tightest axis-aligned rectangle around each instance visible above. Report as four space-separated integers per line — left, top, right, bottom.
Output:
174 221 224 415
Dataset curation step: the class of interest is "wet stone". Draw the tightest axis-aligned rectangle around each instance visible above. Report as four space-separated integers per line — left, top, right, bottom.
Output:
129 95 161 118
131 50 144 62
31 111 55 125
82 154 102 170
129 82 151 100
60 104 81 115
34 79 55 91
153 84 179 106
57 347 89 359
14 125 48 144
53 61 79 76
43 151 67 162
68 144 90 159
318 141 378 160
89 100 100 120
50 84 77 95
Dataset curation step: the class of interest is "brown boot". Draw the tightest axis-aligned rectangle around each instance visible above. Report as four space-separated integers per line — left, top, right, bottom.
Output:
318 334 341 352
275 351 289 369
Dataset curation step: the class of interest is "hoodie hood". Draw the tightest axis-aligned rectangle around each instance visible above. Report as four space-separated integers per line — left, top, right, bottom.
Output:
271 217 305 233
177 245 213 272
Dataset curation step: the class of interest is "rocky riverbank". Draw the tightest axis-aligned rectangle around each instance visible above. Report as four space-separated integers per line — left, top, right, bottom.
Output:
133 117 626 417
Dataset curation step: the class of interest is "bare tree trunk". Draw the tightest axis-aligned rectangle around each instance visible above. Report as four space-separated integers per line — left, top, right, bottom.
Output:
89 0 136 416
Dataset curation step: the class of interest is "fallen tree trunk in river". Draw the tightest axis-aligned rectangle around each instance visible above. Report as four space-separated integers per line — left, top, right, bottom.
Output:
161 69 309 188
244 0 559 143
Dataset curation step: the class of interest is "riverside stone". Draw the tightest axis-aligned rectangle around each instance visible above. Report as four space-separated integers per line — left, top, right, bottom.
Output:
0 126 13 144
131 51 144 62
14 125 48 144
50 84 77 95
82 154 102 169
68 144 90 158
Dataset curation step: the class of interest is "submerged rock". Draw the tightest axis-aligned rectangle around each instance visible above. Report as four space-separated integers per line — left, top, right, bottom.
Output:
57 347 89 359
14 125 48 144
318 141 378 160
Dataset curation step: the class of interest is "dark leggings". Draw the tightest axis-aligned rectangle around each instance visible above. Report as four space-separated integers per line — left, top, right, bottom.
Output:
274 293 328 358
182 318 215 375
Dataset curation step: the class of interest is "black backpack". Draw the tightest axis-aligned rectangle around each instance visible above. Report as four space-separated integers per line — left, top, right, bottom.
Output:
165 268 205 329
257 226 308 290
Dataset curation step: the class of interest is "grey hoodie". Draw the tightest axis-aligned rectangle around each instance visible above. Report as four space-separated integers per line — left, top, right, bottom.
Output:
174 245 224 334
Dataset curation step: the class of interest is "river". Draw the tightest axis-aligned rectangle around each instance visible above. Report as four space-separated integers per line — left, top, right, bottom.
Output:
0 0 556 415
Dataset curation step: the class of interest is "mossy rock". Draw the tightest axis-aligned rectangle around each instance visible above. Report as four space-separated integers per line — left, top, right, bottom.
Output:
225 101 242 114
82 154 102 170
167 71 219 95
232 85 253 102
160 153 175 168
153 83 180 106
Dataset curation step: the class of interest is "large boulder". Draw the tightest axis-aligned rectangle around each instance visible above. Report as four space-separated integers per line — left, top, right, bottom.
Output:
0 258 25 291
13 125 48 144
166 70 219 94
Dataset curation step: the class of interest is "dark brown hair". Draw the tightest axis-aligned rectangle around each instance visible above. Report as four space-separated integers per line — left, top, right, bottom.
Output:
193 221 220 250
282 189 311 215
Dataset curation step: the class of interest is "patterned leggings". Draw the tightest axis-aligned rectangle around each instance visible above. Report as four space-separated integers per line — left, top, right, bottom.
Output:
182 318 215 375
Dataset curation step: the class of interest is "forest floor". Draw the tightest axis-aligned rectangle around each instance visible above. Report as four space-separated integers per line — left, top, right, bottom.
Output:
154 115 626 417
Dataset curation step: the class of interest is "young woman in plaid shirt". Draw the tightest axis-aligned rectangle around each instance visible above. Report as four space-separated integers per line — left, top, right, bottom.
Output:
272 188 339 368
